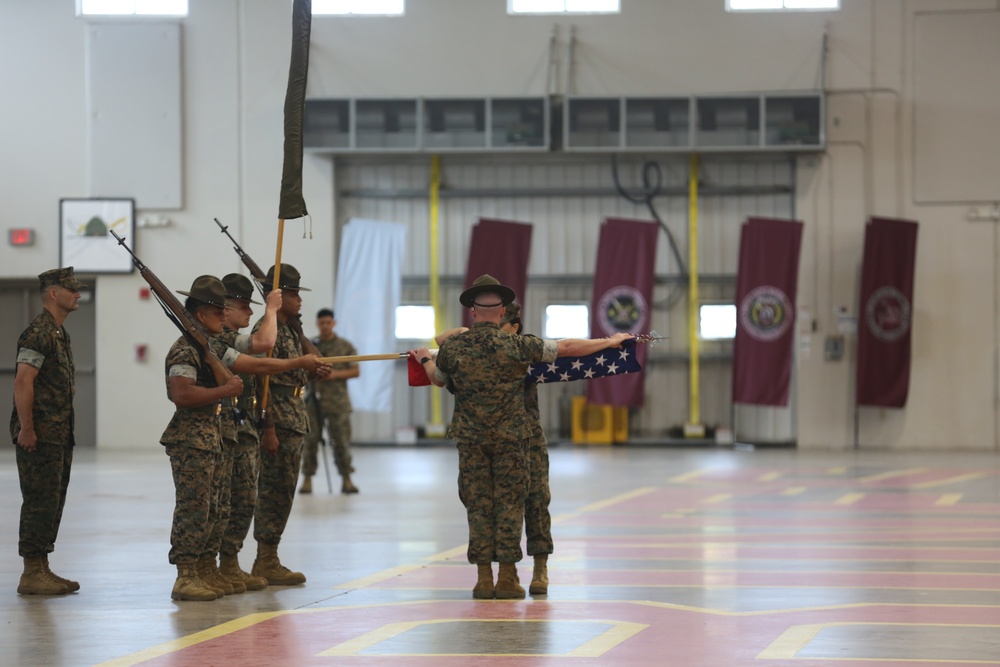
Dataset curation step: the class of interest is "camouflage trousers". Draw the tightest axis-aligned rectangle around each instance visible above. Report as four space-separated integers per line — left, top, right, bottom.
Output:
16 442 73 558
254 428 303 545
457 438 529 564
204 439 236 557
221 432 261 556
525 434 553 556
165 444 221 565
302 399 353 477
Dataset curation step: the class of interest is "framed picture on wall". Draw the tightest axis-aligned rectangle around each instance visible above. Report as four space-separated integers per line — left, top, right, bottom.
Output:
59 198 135 274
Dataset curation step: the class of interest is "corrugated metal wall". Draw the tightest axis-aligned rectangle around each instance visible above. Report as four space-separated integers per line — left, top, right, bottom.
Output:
332 153 797 444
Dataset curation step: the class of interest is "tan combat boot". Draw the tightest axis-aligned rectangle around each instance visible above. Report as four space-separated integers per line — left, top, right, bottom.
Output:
299 476 312 494
220 552 268 591
17 557 68 596
42 555 80 593
196 556 231 596
495 562 526 599
251 542 306 585
472 563 494 599
529 554 548 595
341 475 359 494
171 564 218 602
207 555 246 594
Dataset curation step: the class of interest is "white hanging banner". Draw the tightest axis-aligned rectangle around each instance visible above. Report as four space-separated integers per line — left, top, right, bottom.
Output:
334 218 407 412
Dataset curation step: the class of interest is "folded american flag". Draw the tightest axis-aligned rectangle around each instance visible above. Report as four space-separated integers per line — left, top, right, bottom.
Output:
525 339 641 384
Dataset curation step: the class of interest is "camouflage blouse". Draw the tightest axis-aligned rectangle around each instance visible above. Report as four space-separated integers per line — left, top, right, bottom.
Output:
252 318 308 434
310 334 357 413
435 322 557 444
213 328 258 445
159 336 223 453
9 310 75 447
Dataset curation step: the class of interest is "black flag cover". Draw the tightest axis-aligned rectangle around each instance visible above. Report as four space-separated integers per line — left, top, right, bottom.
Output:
278 0 312 221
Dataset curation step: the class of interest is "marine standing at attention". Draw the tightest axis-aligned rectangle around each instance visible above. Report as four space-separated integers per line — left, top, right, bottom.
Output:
11 267 88 596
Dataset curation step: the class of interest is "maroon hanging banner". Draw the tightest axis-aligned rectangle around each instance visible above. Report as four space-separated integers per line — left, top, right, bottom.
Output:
586 218 659 408
732 217 804 406
462 218 533 328
855 217 919 408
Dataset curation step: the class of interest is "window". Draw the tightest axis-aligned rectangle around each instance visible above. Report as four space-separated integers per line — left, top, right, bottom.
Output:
509 0 619 15
544 304 590 339
314 0 404 16
727 0 839 11
395 305 436 340
699 304 737 340
79 0 187 15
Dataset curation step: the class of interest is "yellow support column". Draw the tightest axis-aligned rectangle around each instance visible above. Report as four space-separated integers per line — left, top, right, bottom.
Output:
427 155 444 434
685 153 705 439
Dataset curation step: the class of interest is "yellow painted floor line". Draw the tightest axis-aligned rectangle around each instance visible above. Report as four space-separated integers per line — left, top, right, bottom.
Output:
780 486 807 496
827 466 847 475
757 471 784 482
668 469 707 483
912 471 989 490
576 486 657 513
835 492 865 506
702 493 733 504
858 467 927 483
935 493 963 506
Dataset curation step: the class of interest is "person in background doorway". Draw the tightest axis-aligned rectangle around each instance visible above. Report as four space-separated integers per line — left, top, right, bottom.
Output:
300 308 360 495
11 267 88 596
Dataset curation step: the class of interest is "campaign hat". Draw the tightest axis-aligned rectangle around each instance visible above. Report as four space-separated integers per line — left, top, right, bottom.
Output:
460 274 515 308
177 275 228 309
222 273 261 304
260 264 310 291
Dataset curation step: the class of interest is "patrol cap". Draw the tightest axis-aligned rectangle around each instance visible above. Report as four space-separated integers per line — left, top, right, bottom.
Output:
259 263 310 292
460 274 515 308
177 275 229 309
222 273 261 304
38 267 88 291
501 302 521 325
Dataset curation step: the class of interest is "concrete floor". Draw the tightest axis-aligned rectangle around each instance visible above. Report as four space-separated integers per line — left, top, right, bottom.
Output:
2 443 1000 666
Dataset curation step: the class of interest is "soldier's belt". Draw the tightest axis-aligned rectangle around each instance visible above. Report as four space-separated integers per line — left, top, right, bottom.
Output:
269 385 304 397
188 403 223 416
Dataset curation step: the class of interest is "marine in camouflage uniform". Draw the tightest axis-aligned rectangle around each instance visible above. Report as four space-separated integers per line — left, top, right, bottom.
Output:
207 272 282 593
426 275 557 600
500 303 552 596
301 308 359 495
163 275 323 602
251 264 327 585
419 277 633 599
10 267 88 596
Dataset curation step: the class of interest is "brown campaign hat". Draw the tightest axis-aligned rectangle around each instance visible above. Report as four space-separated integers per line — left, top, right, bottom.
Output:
259 263 310 292
222 273 261 304
177 275 229 309
38 267 88 291
460 274 515 308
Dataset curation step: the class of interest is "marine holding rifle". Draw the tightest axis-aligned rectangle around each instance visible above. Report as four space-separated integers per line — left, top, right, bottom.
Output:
162 275 326 602
250 264 332 586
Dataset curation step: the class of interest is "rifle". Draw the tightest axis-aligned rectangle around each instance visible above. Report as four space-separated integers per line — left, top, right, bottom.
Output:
109 229 233 386
213 217 321 357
